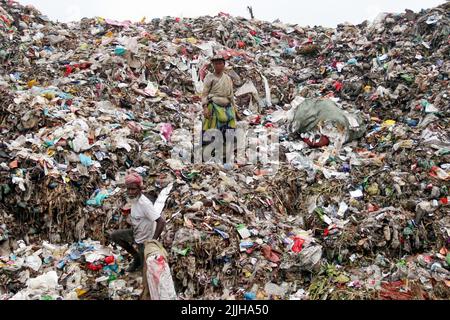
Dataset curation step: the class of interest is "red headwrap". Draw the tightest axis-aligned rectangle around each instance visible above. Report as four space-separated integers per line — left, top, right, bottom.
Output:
125 172 143 188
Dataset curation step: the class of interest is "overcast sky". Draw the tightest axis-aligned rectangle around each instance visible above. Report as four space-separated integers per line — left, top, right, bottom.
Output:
18 0 445 27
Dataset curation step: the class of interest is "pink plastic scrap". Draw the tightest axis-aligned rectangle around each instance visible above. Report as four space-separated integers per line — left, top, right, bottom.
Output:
160 123 173 142
105 19 133 28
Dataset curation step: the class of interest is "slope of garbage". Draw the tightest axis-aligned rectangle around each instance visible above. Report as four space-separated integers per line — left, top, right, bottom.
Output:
0 1 449 300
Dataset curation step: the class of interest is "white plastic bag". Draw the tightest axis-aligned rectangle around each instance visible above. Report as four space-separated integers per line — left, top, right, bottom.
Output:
27 271 58 291
146 254 177 300
24 255 42 272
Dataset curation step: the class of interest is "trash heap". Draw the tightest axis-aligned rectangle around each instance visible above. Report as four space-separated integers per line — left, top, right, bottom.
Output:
0 1 449 300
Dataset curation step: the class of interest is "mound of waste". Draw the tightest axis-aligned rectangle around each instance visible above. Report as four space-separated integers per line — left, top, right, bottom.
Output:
0 1 449 300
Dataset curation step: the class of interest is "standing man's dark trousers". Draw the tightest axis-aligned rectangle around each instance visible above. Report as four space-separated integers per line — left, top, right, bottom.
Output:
109 229 144 272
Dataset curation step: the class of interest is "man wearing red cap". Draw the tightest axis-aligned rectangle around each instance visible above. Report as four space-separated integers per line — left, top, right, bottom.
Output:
110 172 167 272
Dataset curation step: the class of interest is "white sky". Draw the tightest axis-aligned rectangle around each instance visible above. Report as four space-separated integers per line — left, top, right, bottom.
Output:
17 0 445 27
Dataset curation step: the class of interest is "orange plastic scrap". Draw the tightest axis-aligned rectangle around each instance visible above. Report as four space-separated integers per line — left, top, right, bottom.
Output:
9 160 18 169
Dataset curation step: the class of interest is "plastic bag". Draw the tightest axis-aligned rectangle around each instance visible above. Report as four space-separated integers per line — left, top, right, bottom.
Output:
146 254 177 300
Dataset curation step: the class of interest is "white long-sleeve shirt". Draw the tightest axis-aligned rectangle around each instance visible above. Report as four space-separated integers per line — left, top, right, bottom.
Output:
127 183 173 244
128 195 160 244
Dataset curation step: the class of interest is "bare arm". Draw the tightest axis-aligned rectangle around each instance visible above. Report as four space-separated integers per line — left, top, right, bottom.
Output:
153 216 166 240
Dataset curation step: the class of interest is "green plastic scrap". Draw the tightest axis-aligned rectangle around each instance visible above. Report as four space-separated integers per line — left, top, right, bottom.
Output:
396 259 407 267
211 278 220 287
418 160 435 170
400 74 414 83
335 274 350 284
421 100 430 107
435 148 450 156
108 274 117 283
43 141 54 148
114 46 127 56
86 190 110 207
216 199 226 206
385 187 394 197
140 121 156 129
314 207 325 221
174 247 191 256
403 227 414 236
181 171 199 181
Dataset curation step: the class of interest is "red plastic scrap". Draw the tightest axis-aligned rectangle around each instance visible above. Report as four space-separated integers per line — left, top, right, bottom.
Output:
249 115 261 125
1 15 11 25
379 281 413 300
64 63 92 76
216 49 247 60
380 280 429 300
180 46 188 56
237 41 246 49
421 255 433 264
302 135 330 148
86 262 103 271
64 65 74 77
77 62 92 70
304 37 313 44
104 256 115 265
333 81 343 92
271 31 282 39
262 245 281 263
367 203 380 212
292 237 305 253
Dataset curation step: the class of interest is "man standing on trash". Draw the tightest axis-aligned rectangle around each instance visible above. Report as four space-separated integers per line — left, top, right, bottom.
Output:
109 172 166 272
202 55 239 137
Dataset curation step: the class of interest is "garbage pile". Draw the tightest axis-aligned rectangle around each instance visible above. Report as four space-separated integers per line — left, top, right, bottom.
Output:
1 239 143 300
0 0 449 300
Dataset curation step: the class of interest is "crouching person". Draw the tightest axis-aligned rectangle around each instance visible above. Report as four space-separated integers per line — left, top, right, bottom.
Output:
109 172 166 272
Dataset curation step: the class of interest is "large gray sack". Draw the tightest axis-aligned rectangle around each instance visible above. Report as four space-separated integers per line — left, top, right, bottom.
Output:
289 98 366 143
